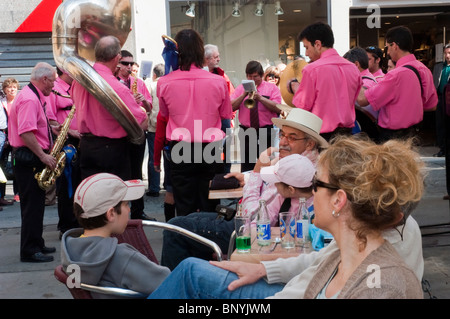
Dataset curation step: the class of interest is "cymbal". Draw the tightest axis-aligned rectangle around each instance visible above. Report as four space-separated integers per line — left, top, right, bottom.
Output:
279 59 308 107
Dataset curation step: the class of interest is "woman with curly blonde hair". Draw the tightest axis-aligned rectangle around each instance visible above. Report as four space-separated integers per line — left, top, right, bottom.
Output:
305 135 424 298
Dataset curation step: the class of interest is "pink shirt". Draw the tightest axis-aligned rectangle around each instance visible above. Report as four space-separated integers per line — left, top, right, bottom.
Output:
231 81 282 127
157 65 232 143
292 48 362 133
8 84 52 150
47 77 77 130
71 63 147 138
372 69 385 80
359 69 379 119
365 54 438 130
243 172 313 226
117 75 153 108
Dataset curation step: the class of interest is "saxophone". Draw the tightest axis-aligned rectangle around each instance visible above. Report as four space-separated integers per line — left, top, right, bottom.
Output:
131 73 138 95
35 105 76 190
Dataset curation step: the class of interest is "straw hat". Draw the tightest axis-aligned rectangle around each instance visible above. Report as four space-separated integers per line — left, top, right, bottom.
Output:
272 108 328 148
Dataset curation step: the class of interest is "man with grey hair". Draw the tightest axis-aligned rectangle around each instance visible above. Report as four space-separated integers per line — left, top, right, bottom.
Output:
204 44 235 173
8 62 58 262
71 35 148 181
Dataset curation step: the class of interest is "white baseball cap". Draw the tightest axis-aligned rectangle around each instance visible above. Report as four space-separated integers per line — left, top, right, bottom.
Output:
74 173 145 218
260 154 315 188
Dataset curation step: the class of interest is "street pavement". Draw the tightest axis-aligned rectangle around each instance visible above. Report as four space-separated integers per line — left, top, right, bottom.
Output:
0 148 450 299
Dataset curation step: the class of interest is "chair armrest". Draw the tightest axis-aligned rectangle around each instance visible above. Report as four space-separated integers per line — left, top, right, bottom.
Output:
227 230 236 260
80 283 147 298
141 220 223 261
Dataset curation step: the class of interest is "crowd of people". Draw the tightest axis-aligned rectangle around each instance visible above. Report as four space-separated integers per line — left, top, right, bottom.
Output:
2 20 449 299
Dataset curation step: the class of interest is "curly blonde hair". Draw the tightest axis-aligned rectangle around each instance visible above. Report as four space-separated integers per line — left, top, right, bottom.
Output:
318 135 425 246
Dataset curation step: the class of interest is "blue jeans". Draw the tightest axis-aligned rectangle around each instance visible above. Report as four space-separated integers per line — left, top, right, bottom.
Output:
146 131 160 193
148 257 284 299
160 212 234 270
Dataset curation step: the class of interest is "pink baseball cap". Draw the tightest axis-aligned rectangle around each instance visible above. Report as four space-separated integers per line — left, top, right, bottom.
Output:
74 173 145 218
260 154 315 188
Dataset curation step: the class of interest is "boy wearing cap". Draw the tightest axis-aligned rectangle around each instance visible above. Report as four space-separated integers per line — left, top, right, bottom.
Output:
245 154 315 226
61 173 170 298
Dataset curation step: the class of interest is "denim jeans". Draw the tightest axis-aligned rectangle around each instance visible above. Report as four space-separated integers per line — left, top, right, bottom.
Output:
161 212 234 270
146 131 160 193
148 257 284 299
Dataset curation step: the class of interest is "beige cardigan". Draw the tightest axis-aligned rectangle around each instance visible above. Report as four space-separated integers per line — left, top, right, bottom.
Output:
303 240 423 299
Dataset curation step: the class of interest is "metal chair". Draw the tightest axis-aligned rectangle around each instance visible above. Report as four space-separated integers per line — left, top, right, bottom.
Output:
54 219 223 299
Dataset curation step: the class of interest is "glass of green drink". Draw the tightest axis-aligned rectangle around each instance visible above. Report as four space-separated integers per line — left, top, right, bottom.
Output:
235 216 251 253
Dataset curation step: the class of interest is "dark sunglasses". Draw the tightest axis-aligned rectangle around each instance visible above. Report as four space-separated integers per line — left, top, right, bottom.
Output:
267 74 280 80
312 176 340 192
119 61 135 66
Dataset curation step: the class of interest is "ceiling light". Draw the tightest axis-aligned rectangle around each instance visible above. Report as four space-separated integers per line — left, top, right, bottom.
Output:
186 1 195 18
232 2 241 17
254 1 264 17
275 1 284 15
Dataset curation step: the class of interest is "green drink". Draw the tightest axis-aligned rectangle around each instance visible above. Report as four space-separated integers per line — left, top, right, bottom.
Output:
236 236 251 253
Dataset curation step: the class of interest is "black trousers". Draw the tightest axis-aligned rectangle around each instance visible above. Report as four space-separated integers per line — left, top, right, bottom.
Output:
169 141 221 216
129 138 146 217
56 137 81 233
14 154 46 257
79 135 131 181
238 125 275 173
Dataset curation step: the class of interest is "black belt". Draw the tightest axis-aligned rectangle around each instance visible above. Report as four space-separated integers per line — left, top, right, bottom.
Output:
81 133 127 141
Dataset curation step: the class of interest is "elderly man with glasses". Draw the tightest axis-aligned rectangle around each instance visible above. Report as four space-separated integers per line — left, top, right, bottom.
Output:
160 108 327 270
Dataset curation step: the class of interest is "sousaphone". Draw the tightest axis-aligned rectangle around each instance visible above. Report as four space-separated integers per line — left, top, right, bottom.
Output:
52 0 145 144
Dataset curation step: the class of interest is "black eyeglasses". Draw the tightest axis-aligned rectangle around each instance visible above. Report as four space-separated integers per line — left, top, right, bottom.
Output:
119 61 135 66
267 74 280 80
279 131 308 143
312 176 340 192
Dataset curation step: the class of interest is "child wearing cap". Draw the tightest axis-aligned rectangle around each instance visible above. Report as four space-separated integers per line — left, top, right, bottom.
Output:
61 173 170 298
243 154 315 226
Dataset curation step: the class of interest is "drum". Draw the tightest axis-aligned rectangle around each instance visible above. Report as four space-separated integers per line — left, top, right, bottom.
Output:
279 59 308 107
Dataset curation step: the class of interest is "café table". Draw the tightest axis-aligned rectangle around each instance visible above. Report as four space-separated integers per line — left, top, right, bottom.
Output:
230 226 309 263
208 187 243 200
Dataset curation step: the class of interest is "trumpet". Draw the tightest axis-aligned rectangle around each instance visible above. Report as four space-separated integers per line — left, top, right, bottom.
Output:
244 91 256 109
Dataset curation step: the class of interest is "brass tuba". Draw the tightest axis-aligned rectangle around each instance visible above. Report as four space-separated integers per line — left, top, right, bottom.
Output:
52 0 145 144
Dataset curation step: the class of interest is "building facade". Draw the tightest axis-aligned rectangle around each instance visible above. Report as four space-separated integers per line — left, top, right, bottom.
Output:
0 0 449 89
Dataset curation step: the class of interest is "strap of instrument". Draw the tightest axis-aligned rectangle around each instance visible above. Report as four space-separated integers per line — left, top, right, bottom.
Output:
27 83 54 148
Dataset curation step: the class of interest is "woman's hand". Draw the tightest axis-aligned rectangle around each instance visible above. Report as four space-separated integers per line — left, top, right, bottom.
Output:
209 260 267 291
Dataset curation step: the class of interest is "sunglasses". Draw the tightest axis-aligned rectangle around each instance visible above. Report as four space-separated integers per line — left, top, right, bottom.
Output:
267 74 280 80
119 61 135 66
312 176 340 192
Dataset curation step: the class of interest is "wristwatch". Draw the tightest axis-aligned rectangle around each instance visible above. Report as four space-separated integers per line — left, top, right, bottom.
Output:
288 79 299 94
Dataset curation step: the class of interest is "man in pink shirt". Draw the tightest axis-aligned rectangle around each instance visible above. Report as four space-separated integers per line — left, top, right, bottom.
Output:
47 67 81 235
157 29 232 216
365 46 385 81
231 60 282 172
9 62 58 263
343 46 380 141
71 36 147 181
358 26 438 141
289 22 362 141
116 49 154 221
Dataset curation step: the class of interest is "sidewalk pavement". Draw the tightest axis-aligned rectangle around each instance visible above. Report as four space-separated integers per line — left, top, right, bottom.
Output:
0 149 450 299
